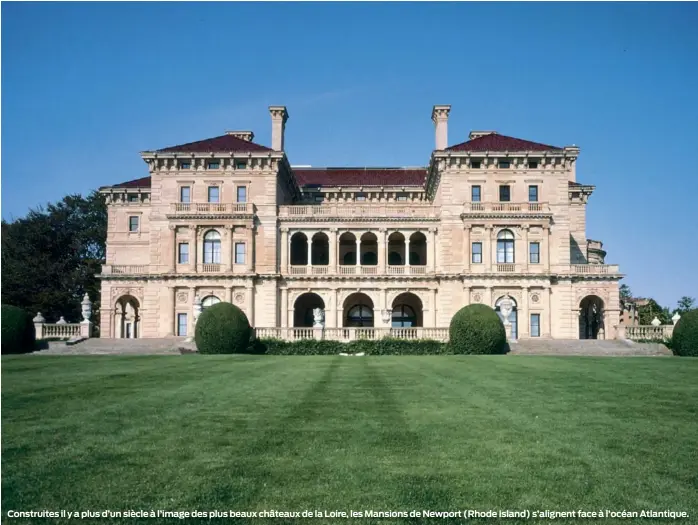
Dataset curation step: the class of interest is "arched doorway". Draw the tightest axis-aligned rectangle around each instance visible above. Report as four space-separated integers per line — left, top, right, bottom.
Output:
339 232 357 265
360 232 378 266
290 232 308 265
495 296 518 339
343 292 374 327
387 232 405 266
311 233 329 266
115 295 140 338
294 293 325 327
202 295 221 311
409 232 427 266
579 295 604 339
391 292 423 327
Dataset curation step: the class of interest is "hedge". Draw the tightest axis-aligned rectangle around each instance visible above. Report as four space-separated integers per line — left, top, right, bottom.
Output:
449 303 507 355
1 304 36 355
671 309 698 356
247 337 449 355
195 302 251 354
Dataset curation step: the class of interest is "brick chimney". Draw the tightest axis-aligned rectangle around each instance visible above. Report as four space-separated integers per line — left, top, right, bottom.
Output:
269 106 289 151
431 105 451 150
225 131 255 142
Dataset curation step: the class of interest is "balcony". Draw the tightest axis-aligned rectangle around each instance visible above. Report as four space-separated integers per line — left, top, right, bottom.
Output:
253 327 450 343
101 265 149 275
462 202 551 216
168 202 253 218
201 263 222 273
569 264 620 275
279 203 438 220
288 264 431 276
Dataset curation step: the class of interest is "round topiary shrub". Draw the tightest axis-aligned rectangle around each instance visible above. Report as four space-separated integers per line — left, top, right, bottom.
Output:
1 304 36 355
671 309 698 356
449 303 507 355
195 302 251 354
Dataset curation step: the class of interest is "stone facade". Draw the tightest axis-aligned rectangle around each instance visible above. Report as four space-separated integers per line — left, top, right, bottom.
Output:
98 105 622 340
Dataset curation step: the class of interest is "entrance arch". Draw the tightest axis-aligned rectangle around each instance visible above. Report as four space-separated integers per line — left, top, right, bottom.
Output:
343 292 374 327
294 292 325 327
579 295 604 339
115 295 140 338
391 292 423 327
495 296 518 339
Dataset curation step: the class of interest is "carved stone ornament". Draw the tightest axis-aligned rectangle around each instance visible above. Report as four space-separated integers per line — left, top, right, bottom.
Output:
531 293 540 304
312 308 325 328
472 293 482 303
177 292 189 304
234 292 245 305
499 295 514 325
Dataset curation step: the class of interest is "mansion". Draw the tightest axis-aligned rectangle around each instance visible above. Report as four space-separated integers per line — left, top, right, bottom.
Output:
98 105 622 340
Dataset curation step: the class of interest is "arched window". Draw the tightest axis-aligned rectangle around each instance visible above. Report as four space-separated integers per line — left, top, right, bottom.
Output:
496 229 515 263
343 252 356 265
203 230 221 264
388 251 402 265
392 304 416 328
201 295 221 310
362 252 377 265
495 296 518 339
347 304 373 327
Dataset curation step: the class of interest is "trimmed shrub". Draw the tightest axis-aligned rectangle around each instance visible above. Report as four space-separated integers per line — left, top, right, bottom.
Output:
671 309 698 357
195 302 251 354
251 337 449 355
1 305 36 355
449 304 507 355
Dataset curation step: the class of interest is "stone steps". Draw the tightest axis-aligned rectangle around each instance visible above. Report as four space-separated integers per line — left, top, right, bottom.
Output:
509 339 672 356
39 338 185 355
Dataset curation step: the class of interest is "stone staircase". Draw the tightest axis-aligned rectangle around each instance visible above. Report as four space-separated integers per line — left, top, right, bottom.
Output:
36 338 186 355
509 339 672 356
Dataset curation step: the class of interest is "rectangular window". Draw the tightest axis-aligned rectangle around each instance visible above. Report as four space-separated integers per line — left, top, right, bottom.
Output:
180 186 191 203
207 186 219 203
471 185 481 202
528 160 538 169
315 195 324 202
499 160 510 169
128 216 139 232
471 242 482 264
178 243 189 264
471 160 482 169
235 242 246 264
356 193 366 201
529 242 540 264
236 186 247 203
235 161 247 169
528 185 539 202
128 194 139 202
530 314 541 337
499 185 511 202
177 313 188 337
207 161 220 169
180 162 191 169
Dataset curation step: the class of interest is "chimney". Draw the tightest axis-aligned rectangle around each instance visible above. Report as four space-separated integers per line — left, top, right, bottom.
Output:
225 131 254 142
269 106 289 151
469 131 497 140
431 105 451 150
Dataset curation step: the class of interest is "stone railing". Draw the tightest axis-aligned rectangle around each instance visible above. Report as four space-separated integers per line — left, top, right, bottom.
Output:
170 202 253 215
463 202 550 214
569 264 620 275
39 323 82 339
33 295 94 341
279 204 438 219
624 325 674 341
102 265 150 275
201 263 222 273
252 327 449 342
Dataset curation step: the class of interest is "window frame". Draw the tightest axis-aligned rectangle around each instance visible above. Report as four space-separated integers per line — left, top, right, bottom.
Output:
180 161 191 170
499 185 511 202
530 313 541 337
236 185 247 203
529 242 540 264
356 193 366 201
235 161 247 170
234 242 246 265
178 242 189 264
207 161 220 170
179 186 191 204
499 160 511 169
471 160 482 169
203 230 222 264
471 242 483 264
471 185 481 202
128 215 139 233
528 185 539 202
207 186 220 204
528 160 539 169
496 229 515 263
177 313 188 337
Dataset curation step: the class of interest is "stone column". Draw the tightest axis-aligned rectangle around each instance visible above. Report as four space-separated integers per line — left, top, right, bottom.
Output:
463 285 471 306
521 224 529 271
329 228 337 274
225 287 233 303
430 288 437 327
190 225 198 273
544 224 551 271
307 232 313 268
280 228 289 274
463 225 471 271
329 289 338 328
167 287 176 336
170 225 177 273
484 226 492 271
484 286 493 309
355 236 361 267
520 286 529 338
405 234 411 269
246 224 254 273
378 229 386 273
280 288 288 327
545 287 552 337
222 227 232 273
428 228 436 272
246 284 255 327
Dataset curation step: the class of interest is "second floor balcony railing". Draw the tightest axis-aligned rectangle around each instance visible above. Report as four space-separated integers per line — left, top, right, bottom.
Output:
170 202 253 215
279 203 438 219
462 202 550 214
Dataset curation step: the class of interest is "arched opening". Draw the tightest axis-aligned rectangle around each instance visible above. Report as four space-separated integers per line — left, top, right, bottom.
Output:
579 295 604 339
391 292 423 327
202 295 221 311
343 292 374 327
339 232 357 266
496 229 515 263
203 230 222 264
294 292 325 327
311 232 329 266
115 295 140 339
290 232 308 265
388 232 405 266
495 295 518 339
360 232 378 265
409 232 427 266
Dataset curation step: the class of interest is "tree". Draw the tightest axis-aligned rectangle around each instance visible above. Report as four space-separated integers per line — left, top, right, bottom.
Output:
637 298 671 325
1 191 107 330
674 296 696 316
619 284 632 301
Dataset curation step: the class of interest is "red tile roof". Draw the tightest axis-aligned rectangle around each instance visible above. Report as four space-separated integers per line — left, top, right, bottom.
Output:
155 134 272 153
447 133 561 152
293 168 427 187
104 176 152 189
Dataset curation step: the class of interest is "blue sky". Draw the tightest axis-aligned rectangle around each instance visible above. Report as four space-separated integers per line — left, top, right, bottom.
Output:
2 2 697 307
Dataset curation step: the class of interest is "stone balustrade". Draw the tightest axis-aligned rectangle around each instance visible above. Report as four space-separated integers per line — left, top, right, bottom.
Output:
462 202 550 214
102 265 150 275
40 323 82 339
252 327 450 342
170 202 253 215
278 203 438 219
625 325 674 341
570 264 620 274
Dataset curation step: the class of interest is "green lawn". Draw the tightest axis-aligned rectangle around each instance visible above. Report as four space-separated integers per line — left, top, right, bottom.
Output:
2 356 697 524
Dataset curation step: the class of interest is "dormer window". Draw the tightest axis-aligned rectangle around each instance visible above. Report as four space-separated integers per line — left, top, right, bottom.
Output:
128 194 139 202
499 160 510 169
528 160 539 169
207 161 220 169
235 161 247 169
471 160 482 169
180 162 191 169
356 193 366 201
